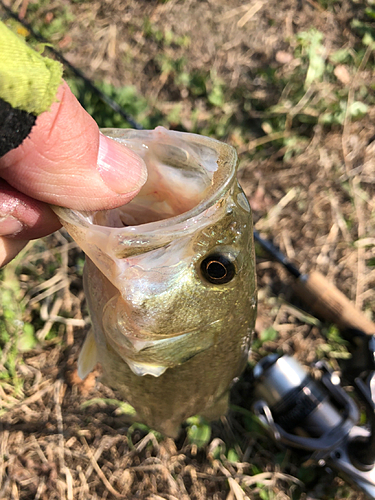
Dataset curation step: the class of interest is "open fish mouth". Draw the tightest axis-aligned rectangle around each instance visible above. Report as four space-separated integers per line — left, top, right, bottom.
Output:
52 127 237 233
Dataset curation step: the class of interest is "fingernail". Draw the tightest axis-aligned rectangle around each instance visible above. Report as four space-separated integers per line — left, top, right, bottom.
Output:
0 215 24 236
97 133 147 194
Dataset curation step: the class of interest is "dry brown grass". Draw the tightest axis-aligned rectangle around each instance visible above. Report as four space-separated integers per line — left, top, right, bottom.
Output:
1 0 375 498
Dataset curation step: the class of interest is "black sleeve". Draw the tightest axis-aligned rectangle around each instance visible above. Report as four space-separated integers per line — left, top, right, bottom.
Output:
0 97 36 157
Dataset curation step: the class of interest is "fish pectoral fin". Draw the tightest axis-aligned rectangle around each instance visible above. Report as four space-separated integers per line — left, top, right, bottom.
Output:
78 330 98 380
126 358 168 377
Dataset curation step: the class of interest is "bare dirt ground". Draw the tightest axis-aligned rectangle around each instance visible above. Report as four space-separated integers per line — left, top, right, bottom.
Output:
1 0 375 499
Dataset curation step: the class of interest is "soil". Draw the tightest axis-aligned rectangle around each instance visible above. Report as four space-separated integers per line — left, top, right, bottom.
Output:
0 0 375 499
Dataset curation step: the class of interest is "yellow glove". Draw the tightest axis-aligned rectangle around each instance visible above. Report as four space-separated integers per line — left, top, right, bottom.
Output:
0 20 63 156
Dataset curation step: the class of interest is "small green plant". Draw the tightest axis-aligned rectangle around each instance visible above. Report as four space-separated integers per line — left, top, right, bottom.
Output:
143 18 190 48
317 325 351 359
186 415 212 448
81 397 137 416
66 77 161 129
296 29 326 88
0 259 37 394
252 326 278 351
26 0 75 41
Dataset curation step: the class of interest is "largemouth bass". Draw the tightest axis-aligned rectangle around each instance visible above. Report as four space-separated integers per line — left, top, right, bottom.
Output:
53 127 256 437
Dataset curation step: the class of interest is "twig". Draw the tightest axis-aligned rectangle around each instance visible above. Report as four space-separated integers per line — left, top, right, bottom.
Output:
281 230 295 259
84 439 106 480
316 222 339 271
77 465 89 500
247 130 289 152
329 194 351 243
29 279 70 305
352 178 367 309
129 463 179 495
237 1 264 28
341 44 373 307
215 461 249 500
219 3 254 21
240 471 303 487
38 297 63 340
355 238 375 248
34 478 46 500
18 0 29 19
54 379 72 500
284 86 315 131
258 187 298 230
305 0 325 12
30 272 66 295
22 241 78 263
81 437 126 499
134 432 160 453
48 316 88 327
53 379 65 471
64 467 74 500
7 383 53 413
30 435 48 464
0 430 9 489
11 481 19 500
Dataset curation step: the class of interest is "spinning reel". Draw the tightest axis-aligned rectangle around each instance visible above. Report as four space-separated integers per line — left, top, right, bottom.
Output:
251 330 375 498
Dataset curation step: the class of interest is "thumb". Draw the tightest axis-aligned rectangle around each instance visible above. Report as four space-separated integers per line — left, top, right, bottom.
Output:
0 81 147 211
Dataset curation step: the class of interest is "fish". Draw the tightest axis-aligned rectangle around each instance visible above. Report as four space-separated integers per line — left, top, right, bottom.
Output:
53 126 257 437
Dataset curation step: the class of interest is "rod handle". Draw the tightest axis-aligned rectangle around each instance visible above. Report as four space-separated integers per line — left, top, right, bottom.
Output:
293 271 375 335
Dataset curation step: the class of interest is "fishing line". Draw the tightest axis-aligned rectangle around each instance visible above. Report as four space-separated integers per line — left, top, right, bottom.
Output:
0 0 144 130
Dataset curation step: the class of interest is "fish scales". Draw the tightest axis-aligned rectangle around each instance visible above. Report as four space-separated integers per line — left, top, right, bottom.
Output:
53 126 256 437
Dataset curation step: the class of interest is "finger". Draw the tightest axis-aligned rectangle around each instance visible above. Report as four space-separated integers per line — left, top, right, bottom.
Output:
0 180 62 267
0 81 147 211
0 180 61 240
0 238 29 268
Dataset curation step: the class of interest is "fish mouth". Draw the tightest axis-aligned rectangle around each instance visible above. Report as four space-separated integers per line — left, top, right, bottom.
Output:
117 330 205 353
51 128 240 294
124 342 211 378
52 128 238 247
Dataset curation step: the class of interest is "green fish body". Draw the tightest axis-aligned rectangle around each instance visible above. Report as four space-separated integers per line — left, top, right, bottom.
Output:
54 127 256 437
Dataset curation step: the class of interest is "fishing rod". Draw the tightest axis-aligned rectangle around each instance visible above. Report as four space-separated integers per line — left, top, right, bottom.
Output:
254 230 375 335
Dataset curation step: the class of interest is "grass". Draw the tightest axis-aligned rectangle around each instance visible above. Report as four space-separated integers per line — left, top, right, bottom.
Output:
0 251 37 400
1 1 375 498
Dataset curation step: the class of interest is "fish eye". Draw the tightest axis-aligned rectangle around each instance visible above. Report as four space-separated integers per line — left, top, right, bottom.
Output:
200 253 236 284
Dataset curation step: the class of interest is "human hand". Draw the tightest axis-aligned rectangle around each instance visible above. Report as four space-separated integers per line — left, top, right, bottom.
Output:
0 81 147 267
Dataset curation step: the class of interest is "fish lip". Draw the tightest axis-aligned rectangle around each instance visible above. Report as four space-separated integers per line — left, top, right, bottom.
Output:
107 319 223 353
123 330 202 352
